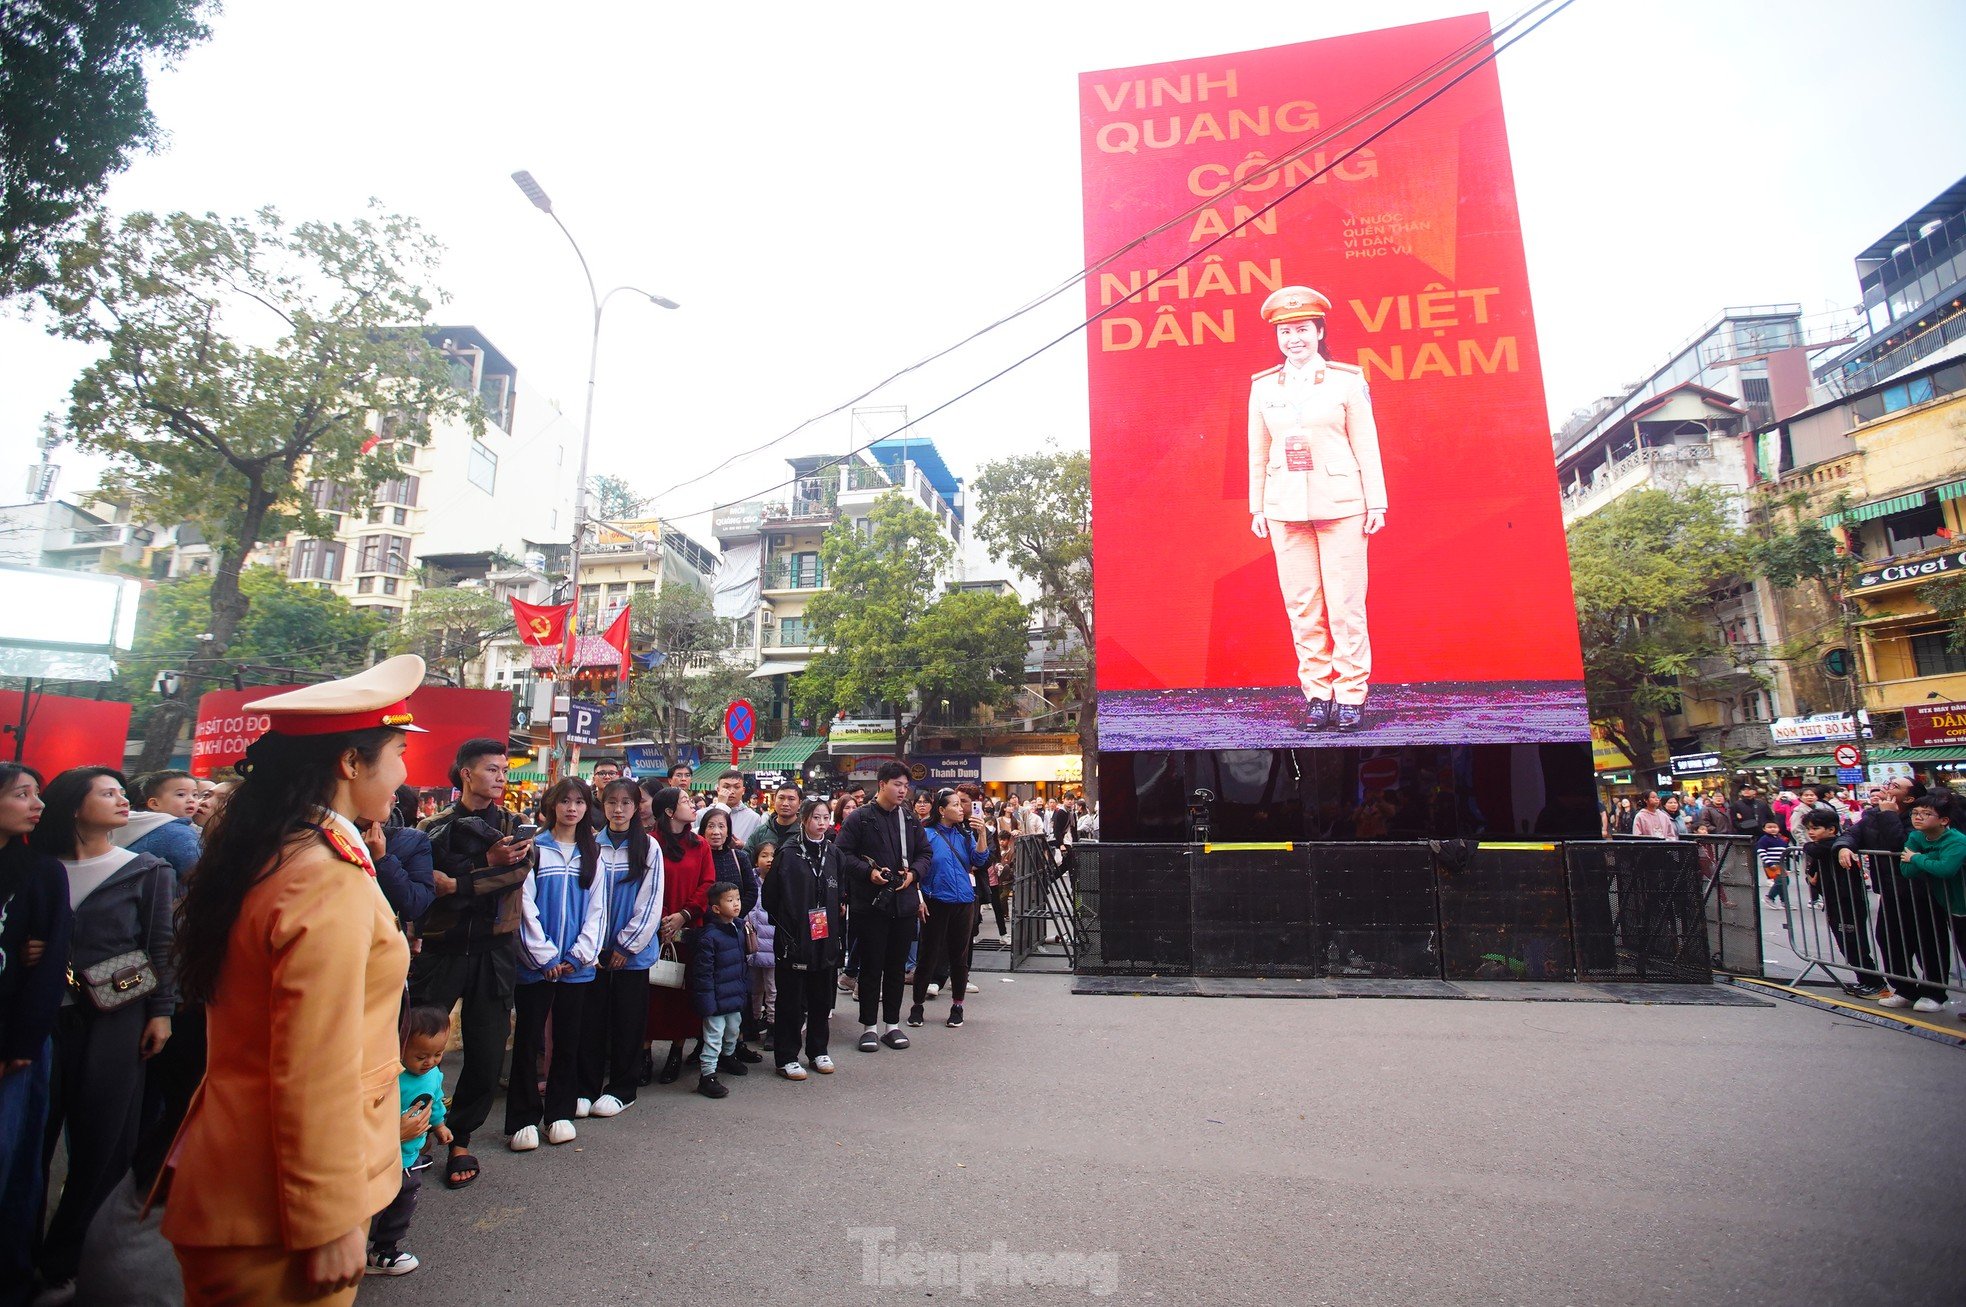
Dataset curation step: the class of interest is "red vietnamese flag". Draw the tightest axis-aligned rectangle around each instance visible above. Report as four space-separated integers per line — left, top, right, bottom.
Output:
601 605 632 684
510 597 573 649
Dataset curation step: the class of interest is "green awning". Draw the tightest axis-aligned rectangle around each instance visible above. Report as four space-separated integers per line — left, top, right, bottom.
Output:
1935 478 1966 503
750 734 825 769
1740 752 1840 769
1824 490 1932 528
1872 745 1966 761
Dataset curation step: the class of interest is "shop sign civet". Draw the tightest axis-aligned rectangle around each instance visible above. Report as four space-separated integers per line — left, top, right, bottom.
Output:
1853 548 1966 591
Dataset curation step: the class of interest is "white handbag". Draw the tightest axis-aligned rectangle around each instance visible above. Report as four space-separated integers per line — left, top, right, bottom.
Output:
648 940 686 990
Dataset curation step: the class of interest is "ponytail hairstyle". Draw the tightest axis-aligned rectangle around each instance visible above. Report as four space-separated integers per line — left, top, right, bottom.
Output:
601 778 654 882
650 786 699 862
37 766 129 860
174 728 399 1005
537 776 600 889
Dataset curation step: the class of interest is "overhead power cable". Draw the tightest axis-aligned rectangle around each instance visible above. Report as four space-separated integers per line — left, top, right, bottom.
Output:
655 0 1576 508
666 0 1582 523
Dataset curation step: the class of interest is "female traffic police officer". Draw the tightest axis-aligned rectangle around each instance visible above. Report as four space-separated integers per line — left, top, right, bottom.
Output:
161 655 428 1303
1246 285 1387 732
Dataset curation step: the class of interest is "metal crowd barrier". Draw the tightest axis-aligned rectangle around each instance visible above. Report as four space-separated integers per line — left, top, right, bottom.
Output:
1008 833 1085 970
1774 847 1965 1002
1071 839 1714 983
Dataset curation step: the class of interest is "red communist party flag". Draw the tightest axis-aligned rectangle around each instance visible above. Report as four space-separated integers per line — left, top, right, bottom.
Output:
601 606 632 683
510 597 573 649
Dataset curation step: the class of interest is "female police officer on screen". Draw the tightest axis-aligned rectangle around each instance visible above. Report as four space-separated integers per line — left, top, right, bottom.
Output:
160 656 429 1303
1247 285 1387 732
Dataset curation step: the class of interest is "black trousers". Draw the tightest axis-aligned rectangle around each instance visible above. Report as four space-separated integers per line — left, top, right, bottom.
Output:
408 943 516 1150
914 900 976 1006
576 968 650 1104
854 911 918 1026
504 980 586 1133
1820 878 1882 989
40 1003 146 1282
133 1002 205 1190
1875 879 1951 1003
773 962 836 1065
370 1165 421 1251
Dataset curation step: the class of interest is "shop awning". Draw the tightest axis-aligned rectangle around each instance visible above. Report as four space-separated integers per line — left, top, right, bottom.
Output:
1935 478 1966 503
1872 745 1966 761
749 734 824 769
1740 751 1840 769
1821 490 1930 528
748 660 806 679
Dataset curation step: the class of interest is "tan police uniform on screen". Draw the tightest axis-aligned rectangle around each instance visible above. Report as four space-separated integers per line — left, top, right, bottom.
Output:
162 657 427 1305
1247 286 1387 728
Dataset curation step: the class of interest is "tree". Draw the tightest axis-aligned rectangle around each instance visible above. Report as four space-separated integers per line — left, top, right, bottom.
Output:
117 566 383 736
971 447 1096 789
1 1 214 295
37 205 476 767
794 492 1025 759
391 585 512 686
1926 574 1966 654
1566 486 1754 772
609 585 743 757
795 493 952 759
588 474 647 523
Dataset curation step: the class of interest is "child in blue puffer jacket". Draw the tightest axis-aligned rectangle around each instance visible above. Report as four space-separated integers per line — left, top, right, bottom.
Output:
689 882 751 1098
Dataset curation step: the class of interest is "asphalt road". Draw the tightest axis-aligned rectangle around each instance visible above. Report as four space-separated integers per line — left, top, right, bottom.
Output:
364 975 1964 1307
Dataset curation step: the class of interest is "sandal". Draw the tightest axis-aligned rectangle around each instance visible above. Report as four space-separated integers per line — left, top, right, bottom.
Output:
443 1151 480 1189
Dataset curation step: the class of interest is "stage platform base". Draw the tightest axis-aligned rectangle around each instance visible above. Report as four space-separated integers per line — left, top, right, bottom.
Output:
1072 976 1773 1006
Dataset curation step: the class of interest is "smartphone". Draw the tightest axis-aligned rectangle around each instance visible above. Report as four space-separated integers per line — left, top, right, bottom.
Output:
406 1093 433 1113
512 823 540 841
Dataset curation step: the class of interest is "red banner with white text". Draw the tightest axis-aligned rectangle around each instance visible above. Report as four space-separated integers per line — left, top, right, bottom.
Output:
192 684 510 786
1081 15 1587 751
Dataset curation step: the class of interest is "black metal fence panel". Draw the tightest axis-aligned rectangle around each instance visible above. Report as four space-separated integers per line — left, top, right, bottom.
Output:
1071 842 1193 974
1435 844 1575 981
1688 835 1763 978
1190 847 1319 976
1565 841 1712 984
1311 844 1439 979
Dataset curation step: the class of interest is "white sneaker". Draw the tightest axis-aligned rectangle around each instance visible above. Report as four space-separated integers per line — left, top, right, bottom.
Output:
779 1061 808 1080
366 1248 420 1276
965 982 979 993
545 1119 577 1145
812 1054 836 1074
1913 997 1944 1013
589 1093 627 1118
574 1097 592 1119
509 1125 540 1151
1877 993 1912 1008
926 983 941 997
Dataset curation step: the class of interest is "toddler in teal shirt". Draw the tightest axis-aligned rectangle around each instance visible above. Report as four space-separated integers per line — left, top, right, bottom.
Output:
368 1007 452 1276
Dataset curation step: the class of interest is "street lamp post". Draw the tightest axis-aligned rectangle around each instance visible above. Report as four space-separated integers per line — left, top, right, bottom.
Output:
511 170 678 777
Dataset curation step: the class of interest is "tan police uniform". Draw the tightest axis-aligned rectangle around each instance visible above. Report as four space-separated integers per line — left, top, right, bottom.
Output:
1247 286 1387 708
162 656 426 1306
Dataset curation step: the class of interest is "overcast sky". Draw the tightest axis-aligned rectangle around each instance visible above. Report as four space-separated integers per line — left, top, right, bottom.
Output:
3 0 1963 548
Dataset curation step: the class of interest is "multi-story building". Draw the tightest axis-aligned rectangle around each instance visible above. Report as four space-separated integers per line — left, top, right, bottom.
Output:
571 516 714 633
0 499 160 574
1814 173 1966 399
200 327 575 623
712 437 969 777
1553 307 1862 780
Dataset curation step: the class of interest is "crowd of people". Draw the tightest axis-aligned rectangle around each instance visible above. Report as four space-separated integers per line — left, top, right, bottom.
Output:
1605 776 1966 1018
0 665 1092 1304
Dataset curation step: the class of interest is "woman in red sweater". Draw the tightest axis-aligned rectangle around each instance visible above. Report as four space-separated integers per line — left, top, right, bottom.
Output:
642 784 714 1083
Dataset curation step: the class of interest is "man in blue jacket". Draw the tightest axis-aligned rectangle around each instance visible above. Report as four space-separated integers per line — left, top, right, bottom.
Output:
908 788 989 1031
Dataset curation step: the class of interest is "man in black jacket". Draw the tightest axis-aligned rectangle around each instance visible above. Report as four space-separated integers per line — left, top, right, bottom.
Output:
835 762 930 1051
1833 778 1948 1008
1729 784 1775 837
410 739 533 1187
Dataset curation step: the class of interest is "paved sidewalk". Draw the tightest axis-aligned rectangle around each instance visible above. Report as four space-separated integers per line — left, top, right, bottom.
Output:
371 973 1963 1307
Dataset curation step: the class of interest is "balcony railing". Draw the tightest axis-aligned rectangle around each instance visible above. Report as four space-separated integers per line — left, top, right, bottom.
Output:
763 560 827 590
844 463 894 491
1561 444 1715 518
763 627 822 649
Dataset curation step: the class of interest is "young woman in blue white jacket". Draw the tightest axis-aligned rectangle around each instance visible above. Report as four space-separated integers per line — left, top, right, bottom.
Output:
578 778 664 1119
506 778 605 1152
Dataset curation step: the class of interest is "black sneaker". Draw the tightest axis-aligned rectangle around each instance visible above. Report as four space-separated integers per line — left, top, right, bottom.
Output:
946 1004 965 1028
906 1004 925 1027
858 1029 880 1052
719 1056 749 1077
695 1073 728 1099
882 1029 910 1050
734 1042 764 1064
